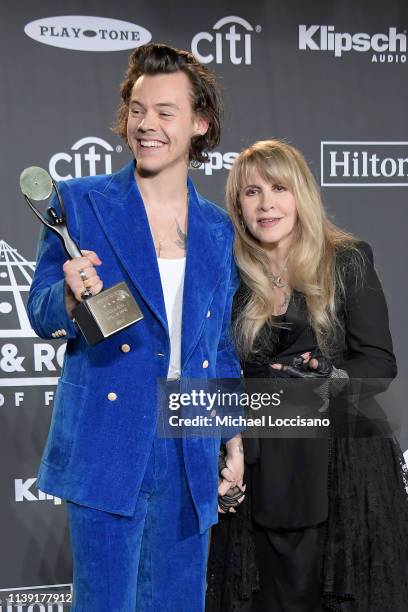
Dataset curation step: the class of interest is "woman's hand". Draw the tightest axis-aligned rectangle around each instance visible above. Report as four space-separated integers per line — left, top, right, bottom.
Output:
218 435 246 513
223 435 245 486
270 351 333 378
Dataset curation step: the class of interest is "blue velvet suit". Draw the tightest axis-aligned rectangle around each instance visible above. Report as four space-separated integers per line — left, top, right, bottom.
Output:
27 160 241 610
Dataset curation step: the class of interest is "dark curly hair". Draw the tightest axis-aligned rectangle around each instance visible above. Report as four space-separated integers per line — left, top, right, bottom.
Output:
114 43 223 165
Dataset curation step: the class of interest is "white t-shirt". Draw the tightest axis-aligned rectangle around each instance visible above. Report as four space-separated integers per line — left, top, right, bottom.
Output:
157 257 186 379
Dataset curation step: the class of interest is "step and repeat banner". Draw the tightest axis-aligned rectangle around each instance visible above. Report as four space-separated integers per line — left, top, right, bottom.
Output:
1 0 407 606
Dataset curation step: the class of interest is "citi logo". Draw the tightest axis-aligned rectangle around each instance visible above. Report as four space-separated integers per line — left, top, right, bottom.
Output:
49 136 121 181
299 25 407 62
321 142 408 186
14 478 62 505
192 16 260 65
193 151 238 175
24 16 152 52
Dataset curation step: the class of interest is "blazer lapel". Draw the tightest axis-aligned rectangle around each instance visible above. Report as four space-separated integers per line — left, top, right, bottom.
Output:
181 179 230 369
88 162 231 365
88 161 167 329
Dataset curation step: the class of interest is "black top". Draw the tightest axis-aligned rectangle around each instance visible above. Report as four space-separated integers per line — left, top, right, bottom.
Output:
236 241 396 377
236 241 397 529
207 244 408 612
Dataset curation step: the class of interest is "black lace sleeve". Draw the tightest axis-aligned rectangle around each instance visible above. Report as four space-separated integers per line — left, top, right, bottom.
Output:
321 436 408 611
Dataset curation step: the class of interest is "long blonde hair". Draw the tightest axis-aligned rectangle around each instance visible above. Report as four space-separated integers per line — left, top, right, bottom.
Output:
227 139 361 358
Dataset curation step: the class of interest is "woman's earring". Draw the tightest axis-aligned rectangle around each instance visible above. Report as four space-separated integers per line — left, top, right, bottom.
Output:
240 219 246 232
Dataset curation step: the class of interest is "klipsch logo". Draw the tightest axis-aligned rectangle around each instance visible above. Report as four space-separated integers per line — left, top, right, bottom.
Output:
24 16 152 51
192 16 261 65
299 25 407 63
194 151 239 175
49 136 122 181
321 142 408 186
15 478 62 505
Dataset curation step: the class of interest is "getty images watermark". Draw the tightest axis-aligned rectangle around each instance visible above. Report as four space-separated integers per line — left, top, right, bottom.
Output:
157 378 333 439
156 377 400 439
166 387 330 429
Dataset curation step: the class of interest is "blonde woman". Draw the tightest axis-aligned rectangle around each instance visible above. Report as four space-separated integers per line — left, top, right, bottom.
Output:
206 140 408 612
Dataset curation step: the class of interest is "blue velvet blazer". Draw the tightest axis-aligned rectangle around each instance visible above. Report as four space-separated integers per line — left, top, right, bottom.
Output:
27 161 241 533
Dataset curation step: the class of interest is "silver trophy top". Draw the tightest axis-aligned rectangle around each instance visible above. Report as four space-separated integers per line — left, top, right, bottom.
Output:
20 166 53 201
19 165 82 260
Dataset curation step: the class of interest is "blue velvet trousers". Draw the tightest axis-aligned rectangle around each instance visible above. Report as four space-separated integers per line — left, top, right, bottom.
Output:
67 436 210 611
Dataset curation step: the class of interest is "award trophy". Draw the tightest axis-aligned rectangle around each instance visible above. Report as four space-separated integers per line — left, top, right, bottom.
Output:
20 166 144 345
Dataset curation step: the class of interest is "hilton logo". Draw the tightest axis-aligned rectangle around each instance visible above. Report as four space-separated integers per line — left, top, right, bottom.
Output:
321 142 408 186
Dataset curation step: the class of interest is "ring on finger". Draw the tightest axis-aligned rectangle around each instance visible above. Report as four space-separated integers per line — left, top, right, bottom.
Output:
79 269 88 281
83 278 92 289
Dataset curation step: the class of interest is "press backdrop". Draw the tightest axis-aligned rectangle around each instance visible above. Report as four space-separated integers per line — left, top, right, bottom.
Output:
1 0 407 603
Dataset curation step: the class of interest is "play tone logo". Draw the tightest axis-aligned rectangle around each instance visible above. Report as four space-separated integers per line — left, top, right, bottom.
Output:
24 16 152 51
321 142 408 186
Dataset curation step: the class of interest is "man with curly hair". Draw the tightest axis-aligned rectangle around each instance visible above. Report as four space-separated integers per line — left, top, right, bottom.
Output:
28 44 244 611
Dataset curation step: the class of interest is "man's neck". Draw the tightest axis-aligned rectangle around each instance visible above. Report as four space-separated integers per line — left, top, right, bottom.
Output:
135 164 189 212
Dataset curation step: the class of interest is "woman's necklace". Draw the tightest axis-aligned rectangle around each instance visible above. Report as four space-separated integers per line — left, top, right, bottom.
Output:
269 256 291 312
270 269 287 289
269 256 289 289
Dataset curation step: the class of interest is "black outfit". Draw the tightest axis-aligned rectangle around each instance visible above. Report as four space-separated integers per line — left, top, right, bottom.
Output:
251 520 326 612
206 242 408 612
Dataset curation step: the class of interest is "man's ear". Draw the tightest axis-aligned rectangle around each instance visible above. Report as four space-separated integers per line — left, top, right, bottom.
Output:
193 114 209 137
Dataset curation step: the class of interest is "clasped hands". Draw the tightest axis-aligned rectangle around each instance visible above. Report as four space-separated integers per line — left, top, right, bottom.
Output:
218 435 246 514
